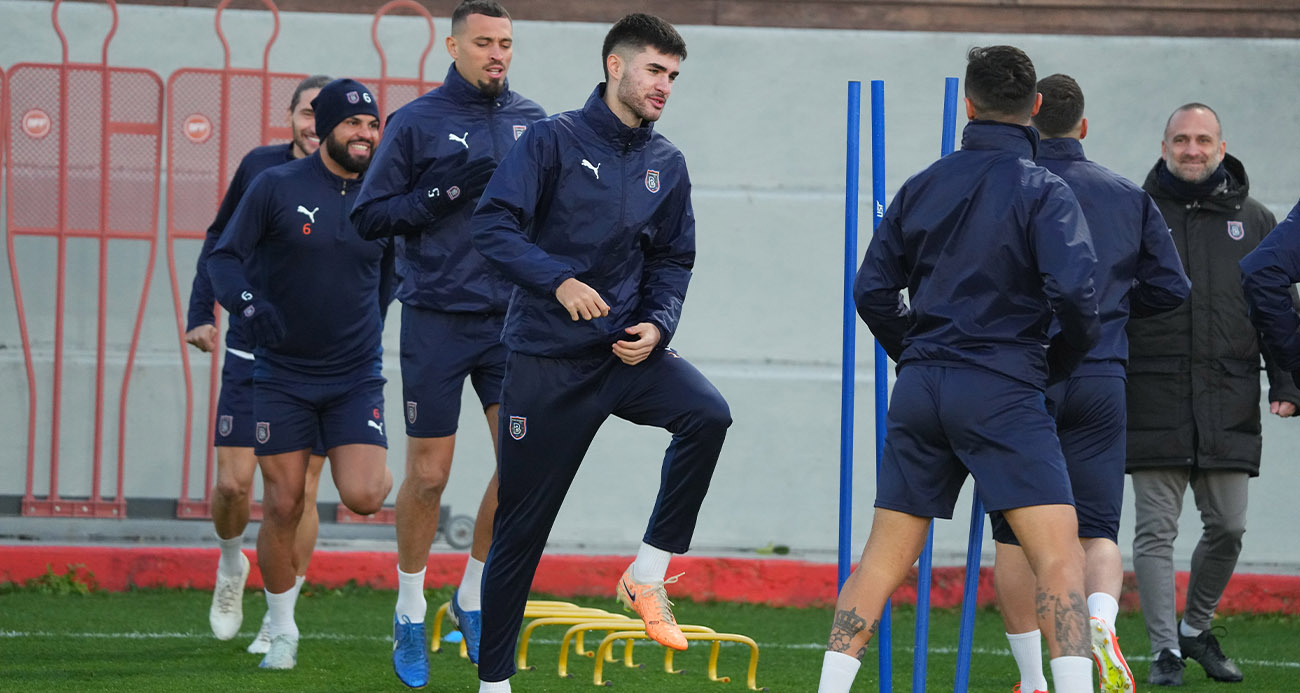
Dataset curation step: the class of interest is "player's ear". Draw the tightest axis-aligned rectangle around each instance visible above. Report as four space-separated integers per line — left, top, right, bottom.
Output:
1030 92 1043 117
1079 118 1088 140
964 98 976 120
606 52 623 83
446 34 458 60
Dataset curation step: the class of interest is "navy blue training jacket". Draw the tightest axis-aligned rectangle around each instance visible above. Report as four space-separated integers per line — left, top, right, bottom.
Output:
187 143 294 350
351 64 545 313
470 85 694 358
1038 137 1190 377
1241 197 1300 370
855 121 1100 388
208 152 395 382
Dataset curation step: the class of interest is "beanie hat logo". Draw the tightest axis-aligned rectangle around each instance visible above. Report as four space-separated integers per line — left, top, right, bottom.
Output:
346 91 359 104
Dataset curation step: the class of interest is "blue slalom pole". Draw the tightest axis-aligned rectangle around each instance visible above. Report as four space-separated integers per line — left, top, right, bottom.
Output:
936 74 985 693
955 499 985 693
838 80 861 593
912 76 961 693
869 78 893 690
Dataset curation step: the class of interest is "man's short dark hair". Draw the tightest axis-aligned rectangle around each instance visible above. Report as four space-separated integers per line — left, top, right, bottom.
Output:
601 13 687 80
289 74 332 112
1032 73 1084 138
1164 102 1222 140
964 45 1037 121
452 0 510 34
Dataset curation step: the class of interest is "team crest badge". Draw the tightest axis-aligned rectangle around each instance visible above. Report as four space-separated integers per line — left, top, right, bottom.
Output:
645 169 660 193
346 91 360 104
255 421 270 444
1227 220 1245 240
406 401 418 424
509 416 527 440
513 125 527 140
218 415 233 437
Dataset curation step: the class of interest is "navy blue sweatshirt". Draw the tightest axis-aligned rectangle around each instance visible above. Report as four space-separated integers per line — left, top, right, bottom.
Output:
1241 197 1300 370
855 121 1100 388
208 152 395 382
351 64 545 313
187 143 294 351
470 85 695 358
1037 137 1190 377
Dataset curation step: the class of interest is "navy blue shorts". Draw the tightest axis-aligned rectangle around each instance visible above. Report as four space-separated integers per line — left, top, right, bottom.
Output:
990 375 1125 544
876 364 1072 519
399 305 505 438
215 350 326 455
252 375 388 456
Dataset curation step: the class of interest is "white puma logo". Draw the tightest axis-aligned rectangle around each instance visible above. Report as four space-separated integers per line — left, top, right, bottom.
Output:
448 132 469 149
296 205 318 223
367 420 385 437
581 159 601 179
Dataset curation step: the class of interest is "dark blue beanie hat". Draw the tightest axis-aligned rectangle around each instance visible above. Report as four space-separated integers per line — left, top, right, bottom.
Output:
310 78 379 139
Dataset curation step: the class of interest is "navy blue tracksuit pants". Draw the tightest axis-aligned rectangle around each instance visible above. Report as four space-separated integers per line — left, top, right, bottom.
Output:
479 347 731 681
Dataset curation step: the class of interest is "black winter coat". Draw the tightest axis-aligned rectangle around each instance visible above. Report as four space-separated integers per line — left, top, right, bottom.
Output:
1125 154 1298 476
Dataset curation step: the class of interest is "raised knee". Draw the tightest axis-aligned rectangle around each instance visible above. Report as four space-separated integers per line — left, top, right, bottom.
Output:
691 393 732 432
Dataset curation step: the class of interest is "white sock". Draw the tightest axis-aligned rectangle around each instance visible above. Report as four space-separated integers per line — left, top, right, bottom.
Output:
1179 618 1202 637
632 542 672 583
396 566 427 623
290 575 306 603
1006 630 1047 692
817 650 862 693
1088 592 1119 629
217 535 244 577
479 679 511 692
1049 655 1094 693
459 557 484 611
264 587 299 639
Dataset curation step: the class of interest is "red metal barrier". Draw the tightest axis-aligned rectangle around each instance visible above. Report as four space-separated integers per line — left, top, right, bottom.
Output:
369 0 440 126
165 0 308 520
5 0 163 517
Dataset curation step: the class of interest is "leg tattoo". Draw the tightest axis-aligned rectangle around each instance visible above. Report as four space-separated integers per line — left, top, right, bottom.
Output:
828 607 878 660
1036 589 1090 658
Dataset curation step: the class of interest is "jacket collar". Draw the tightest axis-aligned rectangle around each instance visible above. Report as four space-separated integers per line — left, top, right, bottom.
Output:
307 149 363 188
580 84 654 151
440 62 511 106
1144 152 1250 208
1037 137 1086 162
960 120 1039 160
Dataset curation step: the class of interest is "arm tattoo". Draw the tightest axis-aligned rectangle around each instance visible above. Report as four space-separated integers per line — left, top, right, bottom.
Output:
828 607 878 660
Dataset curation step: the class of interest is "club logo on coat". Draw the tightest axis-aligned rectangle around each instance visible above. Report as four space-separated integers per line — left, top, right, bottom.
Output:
513 125 527 140
509 416 527 440
406 401 417 424
1227 220 1245 240
255 421 270 444
218 415 233 437
645 169 660 193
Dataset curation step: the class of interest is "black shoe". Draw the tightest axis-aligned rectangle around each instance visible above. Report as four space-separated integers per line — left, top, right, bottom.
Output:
1148 648 1185 686
1179 628 1244 682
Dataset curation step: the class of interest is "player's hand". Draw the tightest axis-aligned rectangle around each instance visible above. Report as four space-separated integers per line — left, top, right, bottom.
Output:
1045 333 1086 386
555 278 609 321
1271 400 1296 418
416 149 497 218
184 324 219 353
612 323 661 366
235 293 286 348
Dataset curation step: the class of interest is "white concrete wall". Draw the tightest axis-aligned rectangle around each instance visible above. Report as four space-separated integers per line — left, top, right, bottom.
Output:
2 1 1299 570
